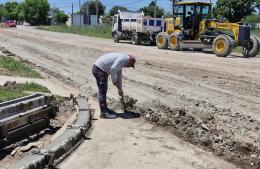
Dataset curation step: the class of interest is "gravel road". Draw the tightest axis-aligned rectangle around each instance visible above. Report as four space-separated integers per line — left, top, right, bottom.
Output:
0 26 260 168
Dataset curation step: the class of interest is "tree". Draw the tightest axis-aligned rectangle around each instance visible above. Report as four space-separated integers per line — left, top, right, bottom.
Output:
109 6 127 16
139 1 164 18
56 12 69 24
23 0 50 25
0 4 6 21
2 2 19 20
213 0 255 22
81 0 105 17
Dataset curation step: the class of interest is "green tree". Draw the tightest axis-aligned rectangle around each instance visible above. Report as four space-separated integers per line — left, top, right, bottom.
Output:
0 4 6 21
56 12 69 24
81 0 105 17
139 1 164 18
2 2 19 20
109 6 127 16
23 0 50 25
213 0 255 22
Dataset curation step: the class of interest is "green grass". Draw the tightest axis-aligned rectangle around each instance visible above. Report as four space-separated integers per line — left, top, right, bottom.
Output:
0 55 41 78
36 25 112 39
0 82 49 101
252 30 260 37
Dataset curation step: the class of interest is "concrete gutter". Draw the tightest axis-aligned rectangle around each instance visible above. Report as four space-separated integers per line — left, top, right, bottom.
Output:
8 96 92 169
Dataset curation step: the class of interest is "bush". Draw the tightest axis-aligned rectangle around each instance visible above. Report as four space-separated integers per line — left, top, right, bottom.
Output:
245 15 260 24
56 12 68 24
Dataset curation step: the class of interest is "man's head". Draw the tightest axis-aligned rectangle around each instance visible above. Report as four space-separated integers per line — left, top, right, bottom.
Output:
126 55 136 68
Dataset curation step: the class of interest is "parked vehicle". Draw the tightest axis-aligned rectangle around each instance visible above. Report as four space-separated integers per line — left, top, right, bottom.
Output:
112 10 164 45
23 22 31 26
5 20 16 27
156 1 259 58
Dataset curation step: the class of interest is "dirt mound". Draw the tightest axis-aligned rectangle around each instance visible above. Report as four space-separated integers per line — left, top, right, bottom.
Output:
3 81 18 89
108 96 260 169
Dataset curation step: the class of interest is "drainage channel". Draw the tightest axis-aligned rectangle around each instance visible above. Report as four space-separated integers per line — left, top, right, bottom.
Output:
0 94 56 143
7 96 92 169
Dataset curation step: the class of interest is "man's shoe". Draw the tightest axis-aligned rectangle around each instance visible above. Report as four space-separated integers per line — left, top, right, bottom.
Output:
100 112 117 119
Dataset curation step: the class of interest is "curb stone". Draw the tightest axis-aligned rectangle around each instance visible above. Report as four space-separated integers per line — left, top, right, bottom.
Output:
8 96 92 169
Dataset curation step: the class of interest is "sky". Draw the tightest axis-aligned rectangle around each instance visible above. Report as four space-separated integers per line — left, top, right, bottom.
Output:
0 0 217 14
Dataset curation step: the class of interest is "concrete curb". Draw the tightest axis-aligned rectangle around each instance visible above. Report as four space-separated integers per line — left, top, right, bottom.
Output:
8 97 92 169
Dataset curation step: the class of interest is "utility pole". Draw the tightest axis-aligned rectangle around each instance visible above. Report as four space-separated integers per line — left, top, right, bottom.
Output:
72 3 74 26
79 0 81 26
96 0 99 25
154 0 157 18
86 1 89 25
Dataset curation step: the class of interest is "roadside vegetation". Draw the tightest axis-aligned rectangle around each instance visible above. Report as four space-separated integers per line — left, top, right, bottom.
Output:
0 55 41 78
37 25 111 39
252 29 260 37
0 82 49 101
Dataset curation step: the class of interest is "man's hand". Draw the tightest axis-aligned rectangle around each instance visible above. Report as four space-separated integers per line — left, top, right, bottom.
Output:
118 89 123 96
113 82 119 87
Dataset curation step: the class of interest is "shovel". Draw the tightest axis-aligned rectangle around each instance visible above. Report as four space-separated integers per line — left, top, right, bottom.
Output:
120 95 127 112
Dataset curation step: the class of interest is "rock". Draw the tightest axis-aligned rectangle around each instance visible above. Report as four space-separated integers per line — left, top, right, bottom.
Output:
3 81 18 89
178 109 186 116
201 124 210 131
250 154 257 158
145 113 151 118
10 149 17 156
20 142 42 152
19 139 29 146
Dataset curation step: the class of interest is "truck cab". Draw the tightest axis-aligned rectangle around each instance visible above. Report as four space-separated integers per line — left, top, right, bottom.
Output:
171 2 211 40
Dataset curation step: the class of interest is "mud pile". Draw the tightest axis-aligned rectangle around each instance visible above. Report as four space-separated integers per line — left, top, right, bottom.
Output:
109 96 260 169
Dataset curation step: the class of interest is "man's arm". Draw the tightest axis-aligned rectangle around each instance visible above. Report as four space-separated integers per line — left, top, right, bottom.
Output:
110 58 126 90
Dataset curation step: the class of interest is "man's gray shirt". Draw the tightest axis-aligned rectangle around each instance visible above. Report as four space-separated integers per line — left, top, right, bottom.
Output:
94 53 129 89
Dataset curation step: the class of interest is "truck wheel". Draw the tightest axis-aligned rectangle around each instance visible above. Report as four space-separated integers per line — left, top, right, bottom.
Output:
242 36 259 58
132 34 140 45
156 32 169 49
113 33 119 43
168 33 180 51
212 35 234 57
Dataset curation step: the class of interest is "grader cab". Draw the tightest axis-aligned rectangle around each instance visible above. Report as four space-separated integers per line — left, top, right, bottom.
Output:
156 2 259 57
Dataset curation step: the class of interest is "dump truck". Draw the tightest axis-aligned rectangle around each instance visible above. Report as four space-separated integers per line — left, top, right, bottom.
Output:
112 10 164 45
156 1 259 57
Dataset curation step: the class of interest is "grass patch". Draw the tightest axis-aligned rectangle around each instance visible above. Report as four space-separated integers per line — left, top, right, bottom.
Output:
0 55 41 78
36 25 112 39
0 82 49 101
252 29 260 37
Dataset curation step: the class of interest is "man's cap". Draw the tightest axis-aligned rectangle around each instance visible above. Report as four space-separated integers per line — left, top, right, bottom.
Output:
128 55 136 68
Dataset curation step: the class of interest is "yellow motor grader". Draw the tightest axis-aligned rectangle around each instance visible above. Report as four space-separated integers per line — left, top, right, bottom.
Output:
156 1 259 57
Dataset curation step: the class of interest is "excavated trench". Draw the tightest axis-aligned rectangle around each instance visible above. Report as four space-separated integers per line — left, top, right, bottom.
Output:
108 96 260 169
0 96 77 169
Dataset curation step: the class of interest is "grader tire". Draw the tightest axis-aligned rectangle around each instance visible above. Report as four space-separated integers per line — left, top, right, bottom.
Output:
156 32 169 49
168 33 180 51
213 35 234 57
242 36 259 58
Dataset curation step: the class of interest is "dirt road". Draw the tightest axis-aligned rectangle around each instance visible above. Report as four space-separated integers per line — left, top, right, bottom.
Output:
0 26 259 168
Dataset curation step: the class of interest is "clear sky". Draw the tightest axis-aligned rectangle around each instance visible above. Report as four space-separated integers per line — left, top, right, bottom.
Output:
0 0 216 14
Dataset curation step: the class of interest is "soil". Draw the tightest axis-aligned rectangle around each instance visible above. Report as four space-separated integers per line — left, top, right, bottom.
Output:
0 26 260 168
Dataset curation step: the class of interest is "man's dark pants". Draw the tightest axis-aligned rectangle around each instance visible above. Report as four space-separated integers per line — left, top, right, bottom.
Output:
92 65 108 113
